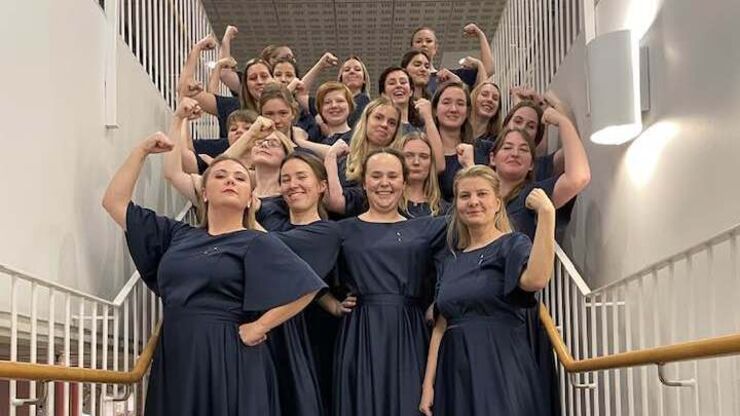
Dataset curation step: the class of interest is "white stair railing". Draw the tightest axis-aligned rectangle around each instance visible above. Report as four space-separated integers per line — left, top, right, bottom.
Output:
546 222 740 416
1 203 197 416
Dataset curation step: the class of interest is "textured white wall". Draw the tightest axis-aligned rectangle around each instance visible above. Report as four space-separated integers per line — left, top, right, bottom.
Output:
0 0 183 300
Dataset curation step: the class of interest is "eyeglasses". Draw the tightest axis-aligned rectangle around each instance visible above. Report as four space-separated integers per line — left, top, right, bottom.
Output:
254 138 282 149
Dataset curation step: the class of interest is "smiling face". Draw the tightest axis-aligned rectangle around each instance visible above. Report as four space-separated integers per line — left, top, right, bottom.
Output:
320 89 350 126
435 86 468 129
272 61 296 85
363 153 406 214
490 130 534 181
366 104 400 147
340 59 365 92
506 106 539 143
202 159 252 211
475 83 500 119
455 176 501 228
405 53 431 87
403 138 432 183
411 29 438 60
250 132 287 168
383 70 412 106
246 63 273 100
261 97 294 135
279 158 326 215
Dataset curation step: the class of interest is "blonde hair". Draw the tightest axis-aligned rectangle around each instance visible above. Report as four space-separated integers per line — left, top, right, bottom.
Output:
345 96 403 182
470 81 502 138
338 56 371 97
446 165 512 251
198 156 258 230
398 132 443 216
246 129 295 164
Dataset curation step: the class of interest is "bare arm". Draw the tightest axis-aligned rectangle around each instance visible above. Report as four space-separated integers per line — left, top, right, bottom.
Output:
218 25 242 93
207 57 237 94
519 190 556 292
465 23 494 76
102 134 174 230
546 108 590 209
239 291 320 346
180 122 199 174
293 127 331 159
323 142 349 214
416 99 446 172
301 52 339 93
419 315 448 415
178 36 219 115
317 293 357 316
163 99 202 205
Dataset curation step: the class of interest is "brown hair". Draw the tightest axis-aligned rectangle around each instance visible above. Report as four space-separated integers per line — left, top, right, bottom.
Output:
198 156 258 230
259 82 300 119
398 132 443 216
502 100 545 145
279 152 329 220
432 81 473 144
239 59 273 113
316 81 355 119
447 165 512 251
360 147 409 185
226 109 258 130
337 56 371 96
400 49 432 99
272 57 301 78
409 26 437 46
490 127 537 204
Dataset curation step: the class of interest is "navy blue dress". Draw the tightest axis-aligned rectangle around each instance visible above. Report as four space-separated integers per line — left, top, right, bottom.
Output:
427 68 478 96
124 203 326 416
434 233 549 415
401 200 451 219
438 139 494 201
505 177 562 416
333 216 446 416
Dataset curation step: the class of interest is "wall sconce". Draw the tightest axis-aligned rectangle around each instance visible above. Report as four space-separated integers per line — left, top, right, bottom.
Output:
587 30 648 145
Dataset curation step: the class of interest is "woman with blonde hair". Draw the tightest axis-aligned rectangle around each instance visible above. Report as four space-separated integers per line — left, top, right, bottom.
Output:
102 112 325 414
470 81 503 142
419 165 555 415
399 132 449 218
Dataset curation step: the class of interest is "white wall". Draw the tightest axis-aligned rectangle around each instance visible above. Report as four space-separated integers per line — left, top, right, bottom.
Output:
554 0 740 290
0 0 183 300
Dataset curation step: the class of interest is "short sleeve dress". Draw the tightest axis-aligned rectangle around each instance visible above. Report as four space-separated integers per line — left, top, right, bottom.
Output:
124 203 326 416
434 232 549 415
333 216 447 416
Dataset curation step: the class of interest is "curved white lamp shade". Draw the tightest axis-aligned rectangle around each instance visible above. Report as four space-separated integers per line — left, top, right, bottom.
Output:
587 30 642 145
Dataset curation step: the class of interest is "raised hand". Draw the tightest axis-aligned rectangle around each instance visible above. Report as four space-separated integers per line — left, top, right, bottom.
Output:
195 35 218 51
139 132 174 154
244 116 276 141
456 143 475 168
437 68 462 84
458 56 482 70
463 23 484 39
414 98 433 120
223 25 238 41
541 107 563 127
318 52 339 69
525 188 555 215
328 139 350 159
216 57 237 70
175 97 203 121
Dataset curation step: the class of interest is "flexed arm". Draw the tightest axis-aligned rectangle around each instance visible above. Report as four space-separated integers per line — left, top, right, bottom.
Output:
178 35 219 115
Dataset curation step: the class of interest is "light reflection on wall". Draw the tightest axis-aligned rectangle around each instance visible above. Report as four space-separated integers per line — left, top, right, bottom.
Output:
625 0 665 39
624 120 679 188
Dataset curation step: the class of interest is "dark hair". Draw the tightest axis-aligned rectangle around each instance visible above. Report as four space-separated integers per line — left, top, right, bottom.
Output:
409 26 436 46
272 57 301 79
502 100 545 145
377 66 423 128
431 81 473 143
491 127 537 203
400 49 432 100
360 147 409 185
280 152 329 219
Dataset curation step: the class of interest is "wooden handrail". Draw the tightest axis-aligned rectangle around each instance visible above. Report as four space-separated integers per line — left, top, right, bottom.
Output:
540 304 740 372
0 322 161 384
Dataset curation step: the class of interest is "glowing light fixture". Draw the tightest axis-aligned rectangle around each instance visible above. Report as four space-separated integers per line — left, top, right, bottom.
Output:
587 30 643 145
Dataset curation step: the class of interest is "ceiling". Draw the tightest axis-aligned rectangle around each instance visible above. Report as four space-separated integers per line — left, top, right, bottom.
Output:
202 0 508 86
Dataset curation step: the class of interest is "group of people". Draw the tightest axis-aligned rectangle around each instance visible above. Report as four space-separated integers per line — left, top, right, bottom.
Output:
102 21 591 416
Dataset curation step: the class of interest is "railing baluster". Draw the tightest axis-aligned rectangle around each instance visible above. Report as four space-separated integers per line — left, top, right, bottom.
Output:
601 292 611 415
78 299 85 415
9 275 17 416
92 302 99 415
625 281 636 415
613 287 622 416
63 293 71 416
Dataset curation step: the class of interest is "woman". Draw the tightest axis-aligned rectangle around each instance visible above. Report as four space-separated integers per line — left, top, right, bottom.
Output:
378 66 423 133
323 96 403 217
178 36 274 138
432 81 493 201
470 81 502 142
399 132 448 218
410 24 494 95
334 148 447 416
419 165 555 415
272 57 300 86
312 81 354 146
102 127 325 414
302 54 372 128
401 49 432 100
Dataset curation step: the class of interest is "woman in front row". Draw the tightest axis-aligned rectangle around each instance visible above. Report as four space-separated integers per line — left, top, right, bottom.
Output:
102 126 326 414
419 165 555 415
